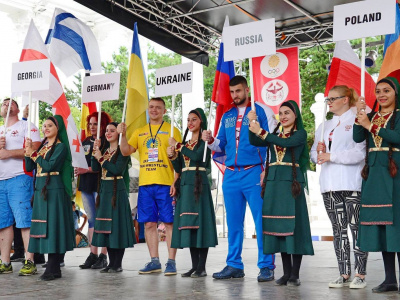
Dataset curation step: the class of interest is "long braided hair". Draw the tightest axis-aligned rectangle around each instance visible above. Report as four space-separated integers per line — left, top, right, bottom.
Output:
95 122 120 208
174 110 204 201
261 102 302 198
361 79 398 180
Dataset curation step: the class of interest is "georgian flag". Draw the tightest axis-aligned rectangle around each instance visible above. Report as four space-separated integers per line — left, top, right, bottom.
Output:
45 8 101 77
20 20 88 169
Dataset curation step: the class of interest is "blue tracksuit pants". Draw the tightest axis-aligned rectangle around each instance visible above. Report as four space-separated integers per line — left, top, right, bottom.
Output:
222 166 275 270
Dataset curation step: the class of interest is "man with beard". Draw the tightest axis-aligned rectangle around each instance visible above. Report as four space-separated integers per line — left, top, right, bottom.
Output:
202 76 277 281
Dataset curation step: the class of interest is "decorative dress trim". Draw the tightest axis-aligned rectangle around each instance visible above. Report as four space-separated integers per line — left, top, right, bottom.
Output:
361 221 393 225
369 147 400 152
362 204 393 208
263 215 295 219
257 128 268 140
30 151 39 162
30 234 46 238
269 162 299 167
94 230 111 234
370 111 393 148
175 142 183 152
96 218 112 221
182 140 198 168
180 212 199 217
179 226 199 230
181 167 206 172
263 231 294 236
32 219 47 223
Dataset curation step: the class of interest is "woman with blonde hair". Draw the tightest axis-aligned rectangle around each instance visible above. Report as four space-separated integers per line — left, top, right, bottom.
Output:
311 85 368 289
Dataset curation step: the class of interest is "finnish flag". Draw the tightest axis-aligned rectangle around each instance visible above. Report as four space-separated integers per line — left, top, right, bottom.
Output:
45 8 101 77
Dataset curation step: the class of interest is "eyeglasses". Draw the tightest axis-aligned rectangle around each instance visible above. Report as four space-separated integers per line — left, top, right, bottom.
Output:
325 96 345 104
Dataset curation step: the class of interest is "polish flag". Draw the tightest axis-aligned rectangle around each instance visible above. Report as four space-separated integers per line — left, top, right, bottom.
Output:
325 40 376 110
19 20 88 168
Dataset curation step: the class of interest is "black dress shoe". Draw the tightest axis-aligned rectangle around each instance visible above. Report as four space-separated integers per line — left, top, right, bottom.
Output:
275 276 290 286
100 267 111 273
191 270 207 278
287 278 301 286
181 268 196 277
372 283 398 293
38 273 56 281
109 267 123 273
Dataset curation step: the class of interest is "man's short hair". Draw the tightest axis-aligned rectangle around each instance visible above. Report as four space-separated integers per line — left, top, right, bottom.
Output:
229 76 248 88
2 98 19 109
149 97 166 106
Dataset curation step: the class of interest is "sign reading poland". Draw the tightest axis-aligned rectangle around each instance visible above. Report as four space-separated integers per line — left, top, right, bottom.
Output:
252 47 300 114
333 0 396 41
155 62 193 97
223 18 276 62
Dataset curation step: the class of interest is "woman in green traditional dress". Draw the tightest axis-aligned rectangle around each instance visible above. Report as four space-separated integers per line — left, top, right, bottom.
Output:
354 76 400 293
167 108 218 278
25 115 75 281
91 122 135 273
248 100 314 286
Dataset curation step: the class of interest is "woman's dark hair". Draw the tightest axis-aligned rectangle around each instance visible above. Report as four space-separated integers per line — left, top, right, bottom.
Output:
361 97 398 179
261 104 301 199
95 123 120 208
86 111 112 138
174 110 204 201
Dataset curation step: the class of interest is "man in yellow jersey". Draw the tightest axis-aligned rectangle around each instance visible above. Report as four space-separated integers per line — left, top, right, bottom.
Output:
118 97 181 276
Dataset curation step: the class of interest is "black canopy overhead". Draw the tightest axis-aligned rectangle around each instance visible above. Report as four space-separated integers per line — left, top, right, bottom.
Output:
74 0 361 66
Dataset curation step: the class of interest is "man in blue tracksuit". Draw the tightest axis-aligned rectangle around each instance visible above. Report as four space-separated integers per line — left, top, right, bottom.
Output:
203 76 277 281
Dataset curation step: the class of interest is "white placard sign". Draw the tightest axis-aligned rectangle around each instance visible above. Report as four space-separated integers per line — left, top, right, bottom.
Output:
155 62 193 97
82 72 121 103
333 0 396 41
11 59 50 93
223 18 276 61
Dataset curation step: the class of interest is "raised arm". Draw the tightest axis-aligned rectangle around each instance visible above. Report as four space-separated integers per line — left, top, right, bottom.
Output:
32 143 67 172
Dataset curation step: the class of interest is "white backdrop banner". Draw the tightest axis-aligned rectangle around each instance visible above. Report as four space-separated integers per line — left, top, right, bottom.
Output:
155 62 193 97
82 72 121 103
223 18 276 61
333 0 396 41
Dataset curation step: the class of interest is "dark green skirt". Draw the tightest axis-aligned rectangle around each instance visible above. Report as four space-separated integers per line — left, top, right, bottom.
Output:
171 183 218 249
263 181 314 255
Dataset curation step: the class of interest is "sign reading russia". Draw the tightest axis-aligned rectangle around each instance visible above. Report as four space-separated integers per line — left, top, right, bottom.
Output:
222 18 276 61
11 59 50 93
82 72 121 103
333 0 396 41
252 47 300 114
155 62 193 97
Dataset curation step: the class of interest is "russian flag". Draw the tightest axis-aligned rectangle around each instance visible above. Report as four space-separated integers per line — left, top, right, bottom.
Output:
45 8 101 77
125 23 149 146
378 3 400 82
325 40 376 110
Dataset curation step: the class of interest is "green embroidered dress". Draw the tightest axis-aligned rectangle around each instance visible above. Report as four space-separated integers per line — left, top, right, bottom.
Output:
25 142 75 254
249 129 314 255
170 140 218 248
91 148 136 249
353 110 400 252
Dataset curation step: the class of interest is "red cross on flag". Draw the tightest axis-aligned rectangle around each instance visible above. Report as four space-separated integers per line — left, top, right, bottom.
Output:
19 20 88 168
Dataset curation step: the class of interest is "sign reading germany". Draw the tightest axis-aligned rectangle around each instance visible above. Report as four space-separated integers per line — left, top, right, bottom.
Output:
82 72 121 103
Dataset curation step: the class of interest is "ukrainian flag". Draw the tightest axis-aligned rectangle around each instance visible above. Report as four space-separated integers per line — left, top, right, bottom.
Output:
126 23 149 145
378 4 400 81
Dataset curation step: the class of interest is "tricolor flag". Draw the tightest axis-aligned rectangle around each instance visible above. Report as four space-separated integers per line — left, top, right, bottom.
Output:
20 20 88 169
325 40 376 110
125 23 148 146
45 8 101 77
378 4 400 82
80 102 97 141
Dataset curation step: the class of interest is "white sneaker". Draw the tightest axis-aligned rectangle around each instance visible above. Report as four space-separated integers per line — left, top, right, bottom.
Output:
329 275 351 288
349 276 367 289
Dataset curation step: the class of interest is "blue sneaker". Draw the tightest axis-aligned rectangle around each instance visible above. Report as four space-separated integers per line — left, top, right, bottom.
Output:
164 262 177 276
212 266 245 279
257 267 274 282
138 261 162 274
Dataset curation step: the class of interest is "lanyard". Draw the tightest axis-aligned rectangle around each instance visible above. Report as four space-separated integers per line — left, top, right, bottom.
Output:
149 121 164 147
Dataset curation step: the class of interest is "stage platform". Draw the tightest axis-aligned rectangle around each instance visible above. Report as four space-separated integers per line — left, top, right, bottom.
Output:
1 239 398 300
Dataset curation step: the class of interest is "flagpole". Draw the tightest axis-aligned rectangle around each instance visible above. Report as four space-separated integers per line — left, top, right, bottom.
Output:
203 101 213 162
3 97 13 137
119 89 129 144
249 58 255 111
319 100 328 153
361 38 366 98
28 92 32 139
171 94 176 138
97 101 102 140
